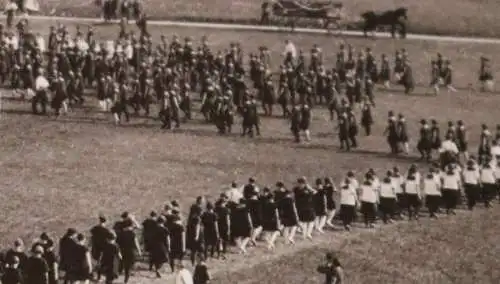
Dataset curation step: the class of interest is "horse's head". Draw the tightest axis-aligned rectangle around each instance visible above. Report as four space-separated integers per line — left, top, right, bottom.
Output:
396 7 408 20
361 11 376 20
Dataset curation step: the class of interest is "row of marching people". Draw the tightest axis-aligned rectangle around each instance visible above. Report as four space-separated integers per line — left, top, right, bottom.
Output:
338 158 500 230
2 158 499 283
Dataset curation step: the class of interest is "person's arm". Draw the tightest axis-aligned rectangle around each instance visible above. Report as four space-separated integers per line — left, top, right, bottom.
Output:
333 266 344 284
134 236 142 257
85 251 93 275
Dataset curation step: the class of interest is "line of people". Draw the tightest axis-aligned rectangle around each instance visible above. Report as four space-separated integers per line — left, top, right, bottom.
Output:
1 154 500 283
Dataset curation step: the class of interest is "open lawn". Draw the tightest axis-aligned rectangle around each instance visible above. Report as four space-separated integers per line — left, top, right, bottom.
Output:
0 19 500 283
2 0 500 37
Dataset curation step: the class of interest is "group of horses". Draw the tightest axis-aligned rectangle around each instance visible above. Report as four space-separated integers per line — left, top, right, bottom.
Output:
261 0 408 39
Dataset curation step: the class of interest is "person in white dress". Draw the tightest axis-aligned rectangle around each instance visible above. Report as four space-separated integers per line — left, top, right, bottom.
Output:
422 171 441 218
359 174 377 228
339 179 357 231
403 173 421 220
462 160 480 210
378 172 397 223
441 164 461 215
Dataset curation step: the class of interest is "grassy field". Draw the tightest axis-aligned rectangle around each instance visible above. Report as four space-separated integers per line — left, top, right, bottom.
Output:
0 19 500 283
2 0 500 37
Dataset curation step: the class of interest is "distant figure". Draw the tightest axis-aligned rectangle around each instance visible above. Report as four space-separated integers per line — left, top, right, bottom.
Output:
317 252 344 284
5 1 18 29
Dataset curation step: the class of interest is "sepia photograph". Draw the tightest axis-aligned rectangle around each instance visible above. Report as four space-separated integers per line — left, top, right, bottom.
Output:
0 0 499 283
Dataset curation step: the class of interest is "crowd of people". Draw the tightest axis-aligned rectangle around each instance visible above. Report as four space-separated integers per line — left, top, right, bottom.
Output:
0 12 495 151
1 152 500 283
0 6 499 284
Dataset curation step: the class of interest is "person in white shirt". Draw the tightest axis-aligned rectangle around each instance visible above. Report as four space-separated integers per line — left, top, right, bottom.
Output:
495 160 500 204
225 181 243 205
283 39 297 60
480 161 496 208
403 173 421 220
33 68 50 115
359 175 377 228
462 160 480 210
439 134 459 168
391 167 405 218
441 165 461 214
378 172 397 224
339 180 357 231
175 262 194 284
422 172 441 218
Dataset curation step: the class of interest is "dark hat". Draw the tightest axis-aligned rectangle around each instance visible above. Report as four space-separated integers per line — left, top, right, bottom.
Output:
275 181 284 187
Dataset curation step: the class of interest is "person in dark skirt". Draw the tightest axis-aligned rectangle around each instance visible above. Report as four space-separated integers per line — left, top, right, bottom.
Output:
90 216 113 280
294 177 316 240
246 193 263 246
324 177 337 228
359 175 377 228
403 173 421 220
1 255 23 284
441 164 461 214
279 188 299 244
192 257 211 284
480 161 496 208
462 160 480 210
67 233 92 284
201 202 219 260
422 172 441 218
231 199 253 254
117 220 141 284
25 245 49 284
36 233 58 284
169 215 186 272
214 194 231 258
149 215 169 278
100 233 121 284
186 212 204 266
141 211 158 271
261 188 281 250
59 228 77 282
339 180 357 231
313 178 328 233
378 173 397 224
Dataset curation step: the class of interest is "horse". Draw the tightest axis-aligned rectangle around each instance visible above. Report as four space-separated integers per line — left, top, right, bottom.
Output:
361 7 408 39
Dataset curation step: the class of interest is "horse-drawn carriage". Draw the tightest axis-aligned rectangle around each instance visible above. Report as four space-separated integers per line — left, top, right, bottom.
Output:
261 0 345 32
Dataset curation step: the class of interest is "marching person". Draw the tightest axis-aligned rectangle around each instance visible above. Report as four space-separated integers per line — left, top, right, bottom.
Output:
313 179 328 234
261 188 281 250
169 215 186 272
392 167 406 218
324 177 337 228
359 174 377 228
478 124 492 165
117 220 141 284
25 245 49 284
463 159 480 210
441 164 461 215
231 199 253 254
300 104 312 142
439 133 459 169
403 172 421 220
214 194 231 258
279 188 299 244
422 171 441 218
33 68 50 115
69 233 92 284
339 180 357 231
1 255 23 284
246 193 263 246
480 160 496 208
378 172 397 224
456 120 469 162
200 202 219 260
294 177 316 240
